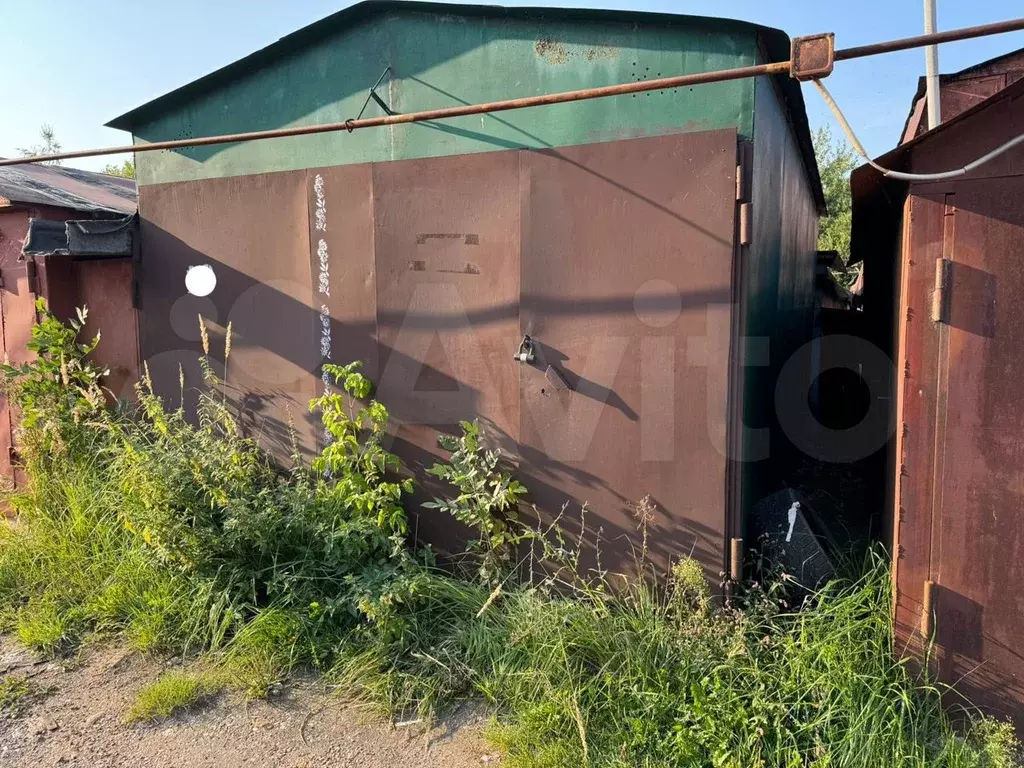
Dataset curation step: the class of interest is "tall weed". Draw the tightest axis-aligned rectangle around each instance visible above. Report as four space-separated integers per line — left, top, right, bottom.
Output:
0 305 1018 767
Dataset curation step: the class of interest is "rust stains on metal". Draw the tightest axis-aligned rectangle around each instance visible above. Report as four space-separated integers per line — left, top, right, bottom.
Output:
855 71 1024 727
535 38 568 64
534 38 618 65
790 33 835 82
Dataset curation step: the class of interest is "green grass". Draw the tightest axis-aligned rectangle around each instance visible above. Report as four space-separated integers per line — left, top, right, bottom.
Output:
329 559 1022 768
1 432 1019 766
0 675 32 717
0 456 197 656
126 670 222 724
0 307 1020 766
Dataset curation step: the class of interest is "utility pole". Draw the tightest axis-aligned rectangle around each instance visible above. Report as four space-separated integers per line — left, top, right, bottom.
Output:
924 0 942 129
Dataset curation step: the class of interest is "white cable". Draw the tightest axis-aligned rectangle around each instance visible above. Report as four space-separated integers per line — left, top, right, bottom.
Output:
812 78 1024 182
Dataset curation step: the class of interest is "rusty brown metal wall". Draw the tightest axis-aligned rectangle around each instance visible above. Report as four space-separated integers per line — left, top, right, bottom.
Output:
891 86 1024 726
74 259 141 399
137 172 320 459
0 208 31 489
373 151 522 552
0 206 140 493
518 131 737 575
36 255 141 403
138 130 739 576
0 250 36 493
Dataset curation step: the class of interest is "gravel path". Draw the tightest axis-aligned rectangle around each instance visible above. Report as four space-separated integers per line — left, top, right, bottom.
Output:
0 636 493 768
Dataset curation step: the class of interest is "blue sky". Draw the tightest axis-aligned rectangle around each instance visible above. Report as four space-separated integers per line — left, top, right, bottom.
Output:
2 0 1021 171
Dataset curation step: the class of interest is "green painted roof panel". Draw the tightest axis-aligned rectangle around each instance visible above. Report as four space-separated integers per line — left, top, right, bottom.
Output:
111 0 820 206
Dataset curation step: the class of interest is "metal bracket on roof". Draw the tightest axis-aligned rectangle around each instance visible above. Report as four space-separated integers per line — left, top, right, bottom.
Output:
790 33 835 81
355 67 397 121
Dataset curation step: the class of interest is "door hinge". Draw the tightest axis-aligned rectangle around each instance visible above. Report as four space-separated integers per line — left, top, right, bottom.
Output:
920 579 935 638
738 203 752 246
735 164 748 202
736 141 752 203
930 258 951 324
25 260 38 296
729 537 743 582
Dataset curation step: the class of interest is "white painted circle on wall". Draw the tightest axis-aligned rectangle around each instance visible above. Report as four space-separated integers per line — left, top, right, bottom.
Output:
185 264 217 297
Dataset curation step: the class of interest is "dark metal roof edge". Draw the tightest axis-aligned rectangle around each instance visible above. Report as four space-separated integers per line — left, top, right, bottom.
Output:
0 164 137 216
105 0 795 131
850 74 1024 264
897 46 1024 147
855 72 1024 185
951 43 1024 79
755 29 826 214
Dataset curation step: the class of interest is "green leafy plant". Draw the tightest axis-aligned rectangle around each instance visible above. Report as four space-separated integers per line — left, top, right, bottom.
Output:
1 308 1021 767
127 670 222 724
424 420 528 582
309 361 412 551
813 125 862 292
0 299 107 464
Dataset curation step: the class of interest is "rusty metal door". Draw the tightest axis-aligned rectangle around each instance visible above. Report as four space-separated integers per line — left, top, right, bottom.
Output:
518 130 738 575
897 180 1024 726
0 264 38 491
369 151 521 550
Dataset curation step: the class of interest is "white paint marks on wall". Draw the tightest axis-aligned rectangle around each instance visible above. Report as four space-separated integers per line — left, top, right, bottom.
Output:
320 306 332 360
317 240 331 298
314 174 328 233
314 174 332 410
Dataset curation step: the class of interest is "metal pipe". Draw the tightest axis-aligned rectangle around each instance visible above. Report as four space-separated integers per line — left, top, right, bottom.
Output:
0 61 789 167
1 16 1022 168
924 0 942 129
834 16 1024 61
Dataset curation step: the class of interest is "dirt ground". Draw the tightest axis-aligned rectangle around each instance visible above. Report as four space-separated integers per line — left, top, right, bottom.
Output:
0 636 494 768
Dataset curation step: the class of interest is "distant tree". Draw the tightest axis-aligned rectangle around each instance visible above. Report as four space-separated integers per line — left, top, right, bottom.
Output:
813 125 861 289
101 160 135 179
17 124 63 164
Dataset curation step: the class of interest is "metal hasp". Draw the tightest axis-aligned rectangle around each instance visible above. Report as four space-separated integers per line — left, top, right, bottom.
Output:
513 335 536 364
790 33 836 81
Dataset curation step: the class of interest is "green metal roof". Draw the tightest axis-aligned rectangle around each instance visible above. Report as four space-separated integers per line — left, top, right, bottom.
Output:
106 1 822 209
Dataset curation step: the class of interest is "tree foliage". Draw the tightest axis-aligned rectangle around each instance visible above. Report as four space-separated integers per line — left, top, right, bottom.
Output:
101 159 136 179
16 124 62 165
813 125 858 262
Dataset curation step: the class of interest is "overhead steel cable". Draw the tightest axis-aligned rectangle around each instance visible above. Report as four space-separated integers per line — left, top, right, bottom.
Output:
0 16 1022 168
812 78 1024 182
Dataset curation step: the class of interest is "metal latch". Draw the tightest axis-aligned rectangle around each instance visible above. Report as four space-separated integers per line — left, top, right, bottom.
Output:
513 335 536 364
